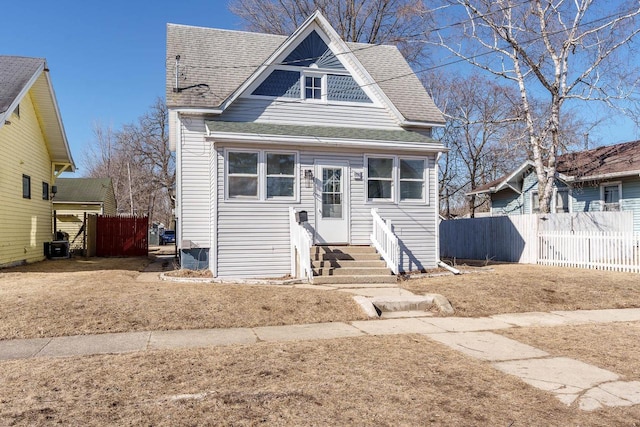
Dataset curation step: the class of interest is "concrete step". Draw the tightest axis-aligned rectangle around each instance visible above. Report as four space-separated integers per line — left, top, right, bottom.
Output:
312 245 378 255
313 275 398 285
311 259 387 269
311 252 383 261
313 267 391 276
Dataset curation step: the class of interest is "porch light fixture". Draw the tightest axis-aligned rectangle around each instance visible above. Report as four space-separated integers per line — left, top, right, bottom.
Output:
304 169 313 188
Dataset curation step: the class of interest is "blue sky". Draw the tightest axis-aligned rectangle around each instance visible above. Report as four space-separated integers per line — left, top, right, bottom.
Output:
2 1 242 174
3 1 639 176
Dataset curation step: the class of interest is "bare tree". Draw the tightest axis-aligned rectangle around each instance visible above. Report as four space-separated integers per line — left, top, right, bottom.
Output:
229 0 428 63
433 0 640 212
426 72 526 217
82 99 175 227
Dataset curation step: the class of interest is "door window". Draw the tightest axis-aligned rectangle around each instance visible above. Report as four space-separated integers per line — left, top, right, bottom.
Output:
322 168 342 218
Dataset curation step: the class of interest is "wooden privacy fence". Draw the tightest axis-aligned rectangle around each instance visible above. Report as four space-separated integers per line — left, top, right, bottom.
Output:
440 211 639 272
539 231 640 273
96 215 148 257
439 214 539 263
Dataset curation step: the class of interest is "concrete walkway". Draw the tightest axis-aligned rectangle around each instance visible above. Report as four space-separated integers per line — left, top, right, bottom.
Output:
2 307 640 411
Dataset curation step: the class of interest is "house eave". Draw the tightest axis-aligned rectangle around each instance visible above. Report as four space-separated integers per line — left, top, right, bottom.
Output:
206 131 445 153
401 119 446 129
565 169 640 183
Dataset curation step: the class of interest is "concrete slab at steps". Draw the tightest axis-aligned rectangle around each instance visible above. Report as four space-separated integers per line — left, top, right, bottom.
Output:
313 267 391 276
369 295 436 312
313 275 397 285
338 287 415 297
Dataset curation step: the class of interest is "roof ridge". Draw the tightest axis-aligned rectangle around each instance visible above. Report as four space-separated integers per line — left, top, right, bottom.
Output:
167 23 287 38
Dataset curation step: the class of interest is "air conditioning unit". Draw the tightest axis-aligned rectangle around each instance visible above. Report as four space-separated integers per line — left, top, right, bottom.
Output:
46 240 70 259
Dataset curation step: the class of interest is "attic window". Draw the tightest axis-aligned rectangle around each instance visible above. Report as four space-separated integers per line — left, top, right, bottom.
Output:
250 30 372 103
304 75 323 100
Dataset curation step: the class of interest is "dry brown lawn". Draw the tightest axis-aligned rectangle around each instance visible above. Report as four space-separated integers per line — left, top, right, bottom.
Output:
402 263 640 317
3 257 640 425
0 257 366 340
2 334 639 426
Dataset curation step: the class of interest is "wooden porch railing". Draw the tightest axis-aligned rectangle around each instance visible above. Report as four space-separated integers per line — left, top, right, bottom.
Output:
289 207 313 281
370 208 399 274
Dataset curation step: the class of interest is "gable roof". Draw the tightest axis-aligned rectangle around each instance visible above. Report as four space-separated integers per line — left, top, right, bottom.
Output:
556 140 640 180
470 140 640 195
53 178 114 204
0 55 75 171
166 15 444 126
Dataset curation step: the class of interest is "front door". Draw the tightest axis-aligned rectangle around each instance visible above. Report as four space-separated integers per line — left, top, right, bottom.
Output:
315 161 349 244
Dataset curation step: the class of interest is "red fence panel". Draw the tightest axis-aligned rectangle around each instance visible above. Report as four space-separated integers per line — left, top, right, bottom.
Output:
96 215 148 257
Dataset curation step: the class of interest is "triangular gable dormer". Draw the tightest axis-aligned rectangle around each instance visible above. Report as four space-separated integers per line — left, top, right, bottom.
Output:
224 11 407 123
249 29 373 104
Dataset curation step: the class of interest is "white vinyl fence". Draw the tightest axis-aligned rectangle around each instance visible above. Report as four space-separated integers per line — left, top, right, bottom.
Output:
440 211 639 273
539 231 640 273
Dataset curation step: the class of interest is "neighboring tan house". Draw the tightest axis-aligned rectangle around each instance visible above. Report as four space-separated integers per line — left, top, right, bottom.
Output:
469 140 640 232
0 56 75 268
167 12 446 278
53 178 116 249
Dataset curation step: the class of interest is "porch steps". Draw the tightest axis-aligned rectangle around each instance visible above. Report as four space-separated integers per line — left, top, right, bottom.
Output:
311 245 397 285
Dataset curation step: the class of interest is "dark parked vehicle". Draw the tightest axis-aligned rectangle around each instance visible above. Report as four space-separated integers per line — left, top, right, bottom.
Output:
159 230 176 245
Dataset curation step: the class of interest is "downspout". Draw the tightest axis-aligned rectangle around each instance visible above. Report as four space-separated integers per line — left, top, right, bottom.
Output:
435 152 461 275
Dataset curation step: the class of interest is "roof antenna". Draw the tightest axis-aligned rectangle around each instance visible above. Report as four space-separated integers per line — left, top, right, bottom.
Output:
173 55 181 93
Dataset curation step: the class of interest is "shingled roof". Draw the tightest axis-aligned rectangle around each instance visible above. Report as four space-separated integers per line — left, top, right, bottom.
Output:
165 21 444 125
0 56 45 118
54 178 114 203
471 140 640 195
0 55 75 171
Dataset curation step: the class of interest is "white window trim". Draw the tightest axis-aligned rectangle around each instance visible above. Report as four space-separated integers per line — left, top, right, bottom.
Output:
600 181 622 211
530 190 540 214
224 148 299 203
364 155 429 205
225 149 260 200
301 71 326 103
553 187 571 213
399 156 428 204
265 151 299 201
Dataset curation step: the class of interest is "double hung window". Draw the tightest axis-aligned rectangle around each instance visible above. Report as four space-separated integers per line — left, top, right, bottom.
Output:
366 156 427 203
601 183 621 211
228 152 259 198
226 150 297 201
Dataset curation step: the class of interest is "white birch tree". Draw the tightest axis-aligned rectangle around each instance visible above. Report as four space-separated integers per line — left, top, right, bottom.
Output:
433 0 640 212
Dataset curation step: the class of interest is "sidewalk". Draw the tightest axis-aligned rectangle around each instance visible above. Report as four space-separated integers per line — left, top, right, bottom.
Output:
2 308 640 411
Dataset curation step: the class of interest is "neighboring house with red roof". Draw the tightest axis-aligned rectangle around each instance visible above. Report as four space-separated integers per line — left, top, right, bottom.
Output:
0 56 75 267
167 12 446 277
469 140 640 231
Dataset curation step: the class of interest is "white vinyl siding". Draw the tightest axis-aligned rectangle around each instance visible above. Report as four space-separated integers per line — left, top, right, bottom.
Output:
214 143 439 277
177 116 211 247
223 98 400 130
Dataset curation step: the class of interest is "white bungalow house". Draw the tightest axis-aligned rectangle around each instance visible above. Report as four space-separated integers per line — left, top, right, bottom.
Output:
166 12 446 280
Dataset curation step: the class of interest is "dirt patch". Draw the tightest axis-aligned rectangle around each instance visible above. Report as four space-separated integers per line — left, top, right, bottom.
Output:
401 263 640 317
165 269 213 278
2 335 638 426
0 258 366 340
